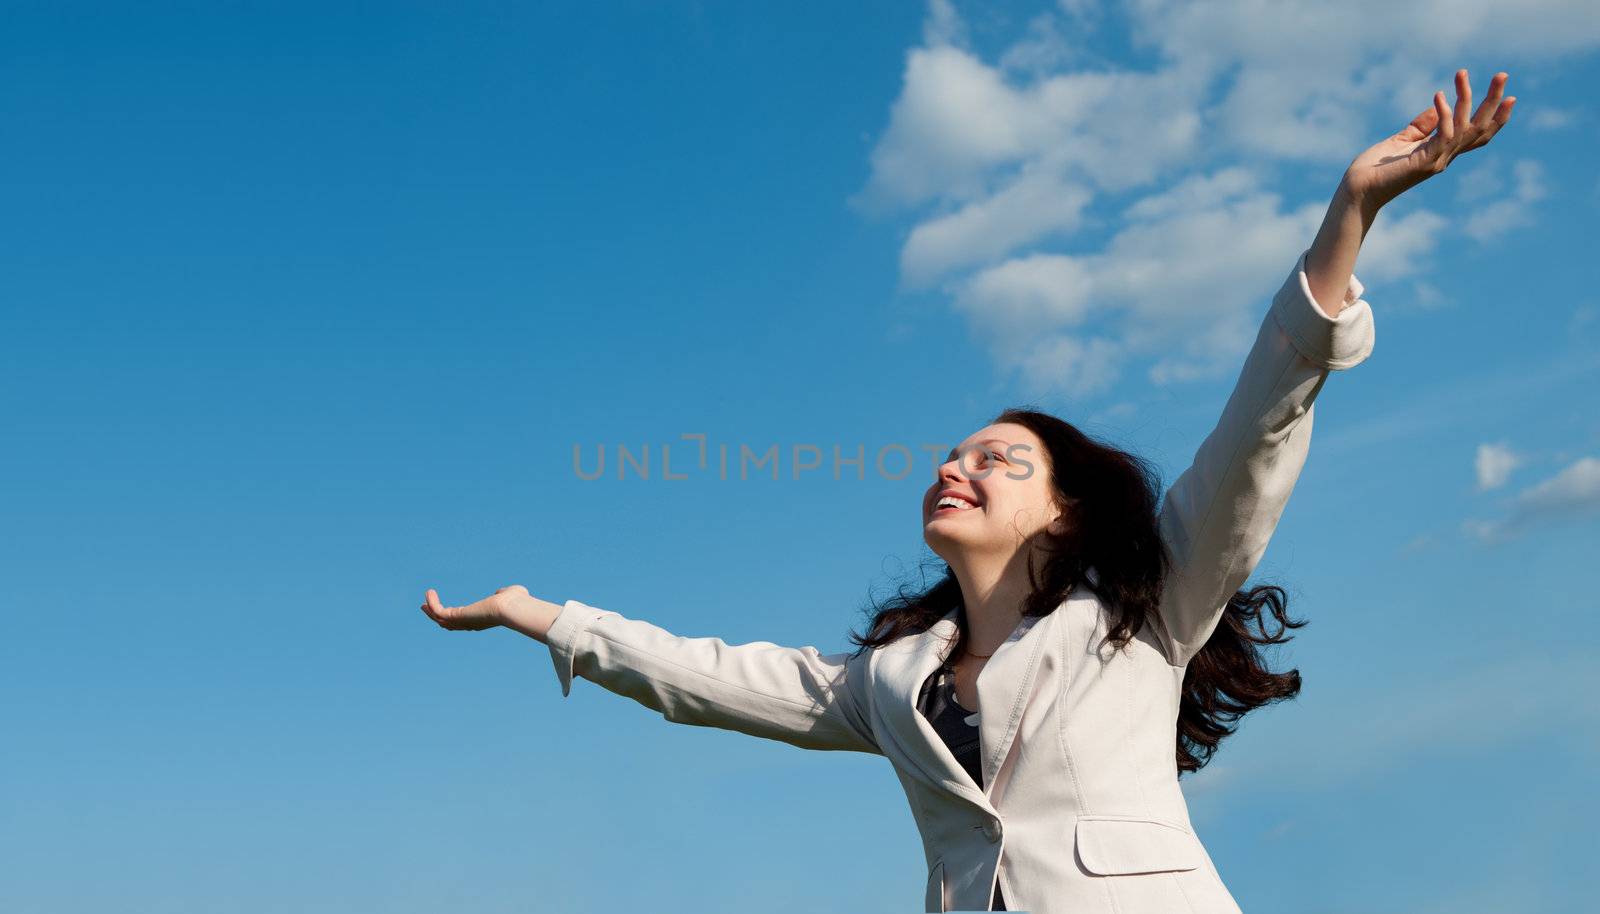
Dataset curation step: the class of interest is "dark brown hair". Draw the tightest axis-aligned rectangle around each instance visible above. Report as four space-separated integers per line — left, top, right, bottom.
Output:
846 407 1305 776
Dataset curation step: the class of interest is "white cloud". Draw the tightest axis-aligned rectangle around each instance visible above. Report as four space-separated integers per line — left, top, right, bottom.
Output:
1525 106 1577 130
1055 0 1102 24
1112 1 1569 163
855 0 1598 398
1408 279 1449 311
963 177 1448 386
1465 455 1600 542
851 43 1208 216
1512 455 1600 513
922 0 967 49
849 45 1050 214
1453 159 1505 203
1014 333 1123 397
899 170 1093 287
1397 532 1435 554
946 181 1312 386
997 10 1079 76
1121 167 1258 223
1461 159 1549 243
1474 441 1521 491
1086 400 1138 427
1332 207 1450 284
951 251 1097 339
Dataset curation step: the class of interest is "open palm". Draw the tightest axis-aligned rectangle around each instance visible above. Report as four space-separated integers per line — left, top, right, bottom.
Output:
1345 69 1516 210
421 584 527 631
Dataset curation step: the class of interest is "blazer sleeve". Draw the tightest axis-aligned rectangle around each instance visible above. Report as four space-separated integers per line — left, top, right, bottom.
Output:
543 598 882 755
1151 247 1375 667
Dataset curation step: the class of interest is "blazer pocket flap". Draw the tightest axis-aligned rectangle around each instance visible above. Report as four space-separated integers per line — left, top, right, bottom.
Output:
1075 815 1202 876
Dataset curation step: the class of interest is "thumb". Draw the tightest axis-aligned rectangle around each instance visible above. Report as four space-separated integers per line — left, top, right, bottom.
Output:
422 588 458 627
1408 104 1439 134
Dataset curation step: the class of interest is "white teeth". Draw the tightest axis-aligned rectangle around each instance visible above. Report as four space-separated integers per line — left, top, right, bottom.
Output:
936 496 976 510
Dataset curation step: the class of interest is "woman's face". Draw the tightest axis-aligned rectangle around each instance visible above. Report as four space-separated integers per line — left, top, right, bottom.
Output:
922 422 1068 561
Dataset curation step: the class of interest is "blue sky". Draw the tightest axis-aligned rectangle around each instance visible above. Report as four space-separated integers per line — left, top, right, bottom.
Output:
4 1 1598 911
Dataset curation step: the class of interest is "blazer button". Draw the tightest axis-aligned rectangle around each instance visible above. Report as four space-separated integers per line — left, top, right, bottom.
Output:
983 820 1001 841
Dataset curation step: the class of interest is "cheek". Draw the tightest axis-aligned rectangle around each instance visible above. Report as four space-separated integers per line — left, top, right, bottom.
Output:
1009 484 1057 526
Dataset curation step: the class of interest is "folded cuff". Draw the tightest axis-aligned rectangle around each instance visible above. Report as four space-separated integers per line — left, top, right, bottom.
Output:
1270 247 1376 371
546 598 606 698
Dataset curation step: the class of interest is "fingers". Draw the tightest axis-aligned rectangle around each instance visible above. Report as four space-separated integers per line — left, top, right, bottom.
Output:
1454 69 1472 133
1500 95 1517 125
422 587 457 628
1434 91 1454 144
1473 72 1508 128
1414 104 1439 131
420 585 521 631
1462 71 1516 149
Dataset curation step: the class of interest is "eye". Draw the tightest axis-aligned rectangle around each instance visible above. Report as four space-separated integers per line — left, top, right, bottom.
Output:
988 450 1005 462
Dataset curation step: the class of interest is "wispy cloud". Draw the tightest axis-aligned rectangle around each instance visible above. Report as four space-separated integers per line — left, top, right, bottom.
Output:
1571 303 1599 334
1460 159 1549 244
1465 455 1600 543
1474 441 1522 491
1316 351 1600 464
1525 106 1580 130
853 0 1599 398
1396 532 1435 555
1183 646 1600 798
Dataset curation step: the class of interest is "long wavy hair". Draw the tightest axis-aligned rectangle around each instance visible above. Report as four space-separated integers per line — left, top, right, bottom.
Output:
845 407 1306 776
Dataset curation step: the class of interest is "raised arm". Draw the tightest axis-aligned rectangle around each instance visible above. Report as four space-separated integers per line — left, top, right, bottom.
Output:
1151 67 1515 667
1150 247 1373 667
420 586 881 755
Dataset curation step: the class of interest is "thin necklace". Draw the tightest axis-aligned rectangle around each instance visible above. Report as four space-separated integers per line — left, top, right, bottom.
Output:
955 604 999 659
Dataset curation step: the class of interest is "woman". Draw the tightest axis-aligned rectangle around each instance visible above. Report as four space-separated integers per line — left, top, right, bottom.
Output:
421 69 1516 913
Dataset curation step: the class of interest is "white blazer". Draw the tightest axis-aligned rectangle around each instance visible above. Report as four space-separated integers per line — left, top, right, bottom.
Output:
544 248 1375 913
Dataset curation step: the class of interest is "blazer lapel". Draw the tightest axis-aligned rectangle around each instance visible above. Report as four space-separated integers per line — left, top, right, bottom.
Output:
871 604 1058 814
872 609 987 810
974 608 1052 804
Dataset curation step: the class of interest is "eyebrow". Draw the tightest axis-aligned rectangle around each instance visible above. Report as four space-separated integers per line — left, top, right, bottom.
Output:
947 438 1015 461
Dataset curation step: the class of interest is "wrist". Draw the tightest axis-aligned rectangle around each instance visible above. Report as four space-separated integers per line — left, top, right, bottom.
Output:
501 594 564 643
1335 177 1384 221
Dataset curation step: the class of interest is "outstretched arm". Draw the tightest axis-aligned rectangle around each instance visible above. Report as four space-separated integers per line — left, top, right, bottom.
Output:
421 586 882 755
1151 244 1372 667
1151 68 1516 667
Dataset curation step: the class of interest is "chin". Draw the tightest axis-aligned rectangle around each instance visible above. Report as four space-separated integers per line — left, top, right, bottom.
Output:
923 523 979 558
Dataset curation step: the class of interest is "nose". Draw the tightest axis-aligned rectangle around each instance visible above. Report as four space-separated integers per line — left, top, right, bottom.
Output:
936 455 969 485
927 457 962 513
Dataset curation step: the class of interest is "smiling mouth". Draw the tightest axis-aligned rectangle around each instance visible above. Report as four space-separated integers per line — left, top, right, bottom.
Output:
930 496 981 517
